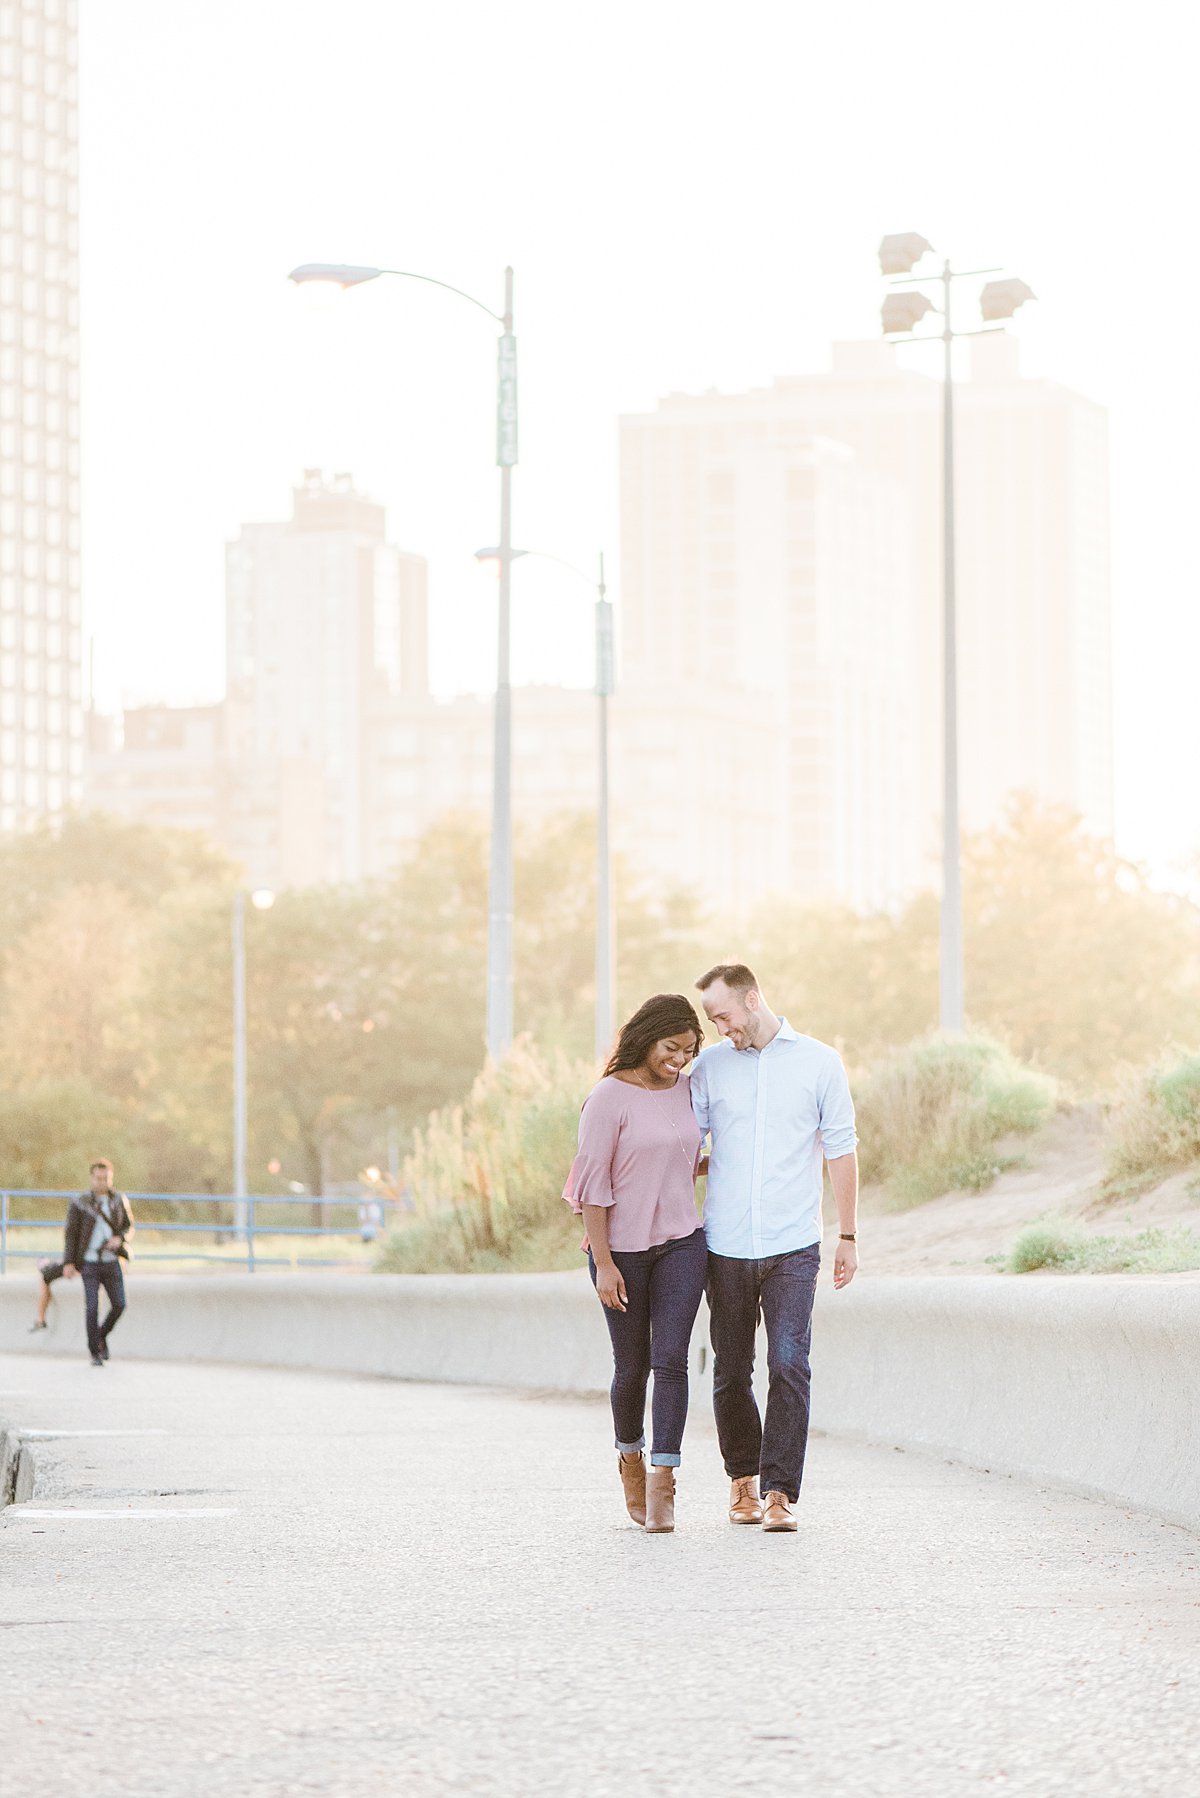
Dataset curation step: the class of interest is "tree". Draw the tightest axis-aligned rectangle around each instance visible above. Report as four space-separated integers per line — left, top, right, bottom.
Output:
746 798 1200 1089
962 796 1200 1088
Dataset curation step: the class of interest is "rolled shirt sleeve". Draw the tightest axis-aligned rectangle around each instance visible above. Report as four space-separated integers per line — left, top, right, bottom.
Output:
689 1054 711 1143
562 1087 618 1213
817 1054 858 1160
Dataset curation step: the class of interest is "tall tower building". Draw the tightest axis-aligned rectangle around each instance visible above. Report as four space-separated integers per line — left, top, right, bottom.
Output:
225 471 429 887
0 0 82 832
616 415 919 913
618 338 1113 910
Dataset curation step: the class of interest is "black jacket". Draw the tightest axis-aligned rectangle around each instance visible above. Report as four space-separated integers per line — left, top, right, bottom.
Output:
63 1191 135 1270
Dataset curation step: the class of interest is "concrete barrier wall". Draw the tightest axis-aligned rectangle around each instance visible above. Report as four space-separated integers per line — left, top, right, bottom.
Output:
4 1269 1200 1531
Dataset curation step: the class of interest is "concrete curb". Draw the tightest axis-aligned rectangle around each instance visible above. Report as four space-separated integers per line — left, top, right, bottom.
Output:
3 1269 1200 1530
0 1427 36 1507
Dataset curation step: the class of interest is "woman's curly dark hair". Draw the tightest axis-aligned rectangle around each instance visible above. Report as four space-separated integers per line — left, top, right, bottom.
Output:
603 993 704 1078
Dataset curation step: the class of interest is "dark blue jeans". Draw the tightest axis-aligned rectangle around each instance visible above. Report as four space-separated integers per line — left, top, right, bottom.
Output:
706 1244 820 1503
589 1227 707 1466
81 1261 126 1360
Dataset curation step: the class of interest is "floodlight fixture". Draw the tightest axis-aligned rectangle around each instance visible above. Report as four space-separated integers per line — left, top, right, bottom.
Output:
881 290 936 335
979 277 1037 322
878 232 935 276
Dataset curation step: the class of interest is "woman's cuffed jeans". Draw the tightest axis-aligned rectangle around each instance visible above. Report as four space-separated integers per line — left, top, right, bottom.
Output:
706 1242 820 1503
588 1226 707 1466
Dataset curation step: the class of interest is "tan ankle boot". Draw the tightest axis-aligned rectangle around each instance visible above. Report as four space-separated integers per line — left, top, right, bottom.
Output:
618 1451 646 1525
645 1464 676 1533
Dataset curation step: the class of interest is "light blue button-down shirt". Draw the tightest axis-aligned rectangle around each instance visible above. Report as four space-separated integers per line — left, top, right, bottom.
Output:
690 1019 857 1260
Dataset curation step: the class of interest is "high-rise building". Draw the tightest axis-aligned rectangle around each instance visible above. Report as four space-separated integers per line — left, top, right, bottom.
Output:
618 337 1113 910
224 471 429 886
0 0 82 833
618 405 920 912
87 702 230 843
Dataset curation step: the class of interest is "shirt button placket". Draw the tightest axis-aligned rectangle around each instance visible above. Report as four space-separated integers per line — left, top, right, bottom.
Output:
750 1051 765 1259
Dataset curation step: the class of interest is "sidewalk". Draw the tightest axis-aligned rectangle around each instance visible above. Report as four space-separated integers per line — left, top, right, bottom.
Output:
2 1350 1197 1796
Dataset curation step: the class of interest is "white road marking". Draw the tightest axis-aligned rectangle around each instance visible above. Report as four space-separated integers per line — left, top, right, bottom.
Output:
12 1507 237 1520
19 1429 169 1439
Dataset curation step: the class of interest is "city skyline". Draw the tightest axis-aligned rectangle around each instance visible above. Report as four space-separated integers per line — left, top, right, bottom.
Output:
71 1 1200 884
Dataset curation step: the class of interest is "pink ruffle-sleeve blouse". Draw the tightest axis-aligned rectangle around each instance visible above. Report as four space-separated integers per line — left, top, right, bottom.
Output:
562 1072 703 1252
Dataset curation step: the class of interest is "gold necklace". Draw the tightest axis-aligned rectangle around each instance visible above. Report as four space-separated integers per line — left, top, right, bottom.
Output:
633 1067 697 1173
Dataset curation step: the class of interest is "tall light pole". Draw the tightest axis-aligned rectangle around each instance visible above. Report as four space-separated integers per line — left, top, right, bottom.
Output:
475 546 616 1061
232 887 275 1231
289 261 518 1060
878 235 1035 1032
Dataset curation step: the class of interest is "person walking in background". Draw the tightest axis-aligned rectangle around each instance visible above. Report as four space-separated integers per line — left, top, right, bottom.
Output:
691 964 859 1534
62 1160 134 1368
564 994 708 1534
28 1255 66 1332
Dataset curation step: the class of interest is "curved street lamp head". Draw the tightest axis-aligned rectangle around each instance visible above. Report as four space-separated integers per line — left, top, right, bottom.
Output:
474 546 529 562
288 263 382 288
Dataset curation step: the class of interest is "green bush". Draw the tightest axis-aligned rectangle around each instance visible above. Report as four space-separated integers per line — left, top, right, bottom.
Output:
1006 1223 1079 1272
1008 1222 1200 1275
855 1033 1056 1206
375 1040 590 1274
1104 1053 1200 1189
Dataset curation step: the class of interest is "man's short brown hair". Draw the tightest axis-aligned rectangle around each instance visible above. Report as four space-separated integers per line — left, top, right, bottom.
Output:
696 962 759 995
90 1159 114 1176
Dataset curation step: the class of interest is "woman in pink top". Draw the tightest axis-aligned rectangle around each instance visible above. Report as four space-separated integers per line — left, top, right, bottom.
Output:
564 993 706 1533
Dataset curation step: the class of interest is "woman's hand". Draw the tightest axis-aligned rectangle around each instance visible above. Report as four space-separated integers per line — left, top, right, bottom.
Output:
697 1155 710 1177
594 1260 628 1312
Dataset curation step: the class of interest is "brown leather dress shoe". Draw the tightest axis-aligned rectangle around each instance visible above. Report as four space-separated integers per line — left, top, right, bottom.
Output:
618 1451 647 1526
728 1475 763 1524
645 1465 676 1533
762 1490 797 1532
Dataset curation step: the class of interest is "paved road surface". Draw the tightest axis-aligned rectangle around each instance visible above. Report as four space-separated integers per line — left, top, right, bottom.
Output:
2 1349 1197 1796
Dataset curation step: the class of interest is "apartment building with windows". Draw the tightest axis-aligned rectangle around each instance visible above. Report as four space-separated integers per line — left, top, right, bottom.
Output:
617 336 1113 911
0 0 82 832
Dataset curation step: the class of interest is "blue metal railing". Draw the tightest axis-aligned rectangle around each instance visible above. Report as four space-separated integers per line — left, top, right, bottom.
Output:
0 1189 401 1276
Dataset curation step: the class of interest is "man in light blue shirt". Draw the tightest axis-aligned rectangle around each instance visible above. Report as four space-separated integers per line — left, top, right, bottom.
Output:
691 963 859 1532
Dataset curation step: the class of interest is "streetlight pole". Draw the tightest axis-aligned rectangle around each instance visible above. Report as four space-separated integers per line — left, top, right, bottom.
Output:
939 259 964 1033
232 891 248 1234
594 551 616 1062
474 542 616 1061
231 887 274 1234
288 260 518 1060
878 237 1035 1033
488 268 517 1060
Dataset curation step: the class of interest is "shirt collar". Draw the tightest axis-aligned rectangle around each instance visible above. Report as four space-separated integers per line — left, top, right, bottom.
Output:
743 1016 799 1056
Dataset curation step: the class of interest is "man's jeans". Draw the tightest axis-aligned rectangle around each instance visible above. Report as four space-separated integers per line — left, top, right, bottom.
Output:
81 1261 126 1360
589 1227 707 1466
706 1243 820 1503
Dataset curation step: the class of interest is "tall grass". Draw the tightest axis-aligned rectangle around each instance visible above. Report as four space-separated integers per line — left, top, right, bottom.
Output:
1007 1222 1200 1275
1104 1052 1200 1190
376 1041 591 1274
855 1033 1056 1206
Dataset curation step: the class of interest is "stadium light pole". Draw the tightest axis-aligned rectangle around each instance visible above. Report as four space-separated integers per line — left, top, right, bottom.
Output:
232 887 275 1232
475 546 616 1062
288 261 518 1060
878 235 1035 1033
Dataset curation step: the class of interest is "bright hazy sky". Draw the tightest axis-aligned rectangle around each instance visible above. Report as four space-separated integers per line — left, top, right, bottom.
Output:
80 1 1197 878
